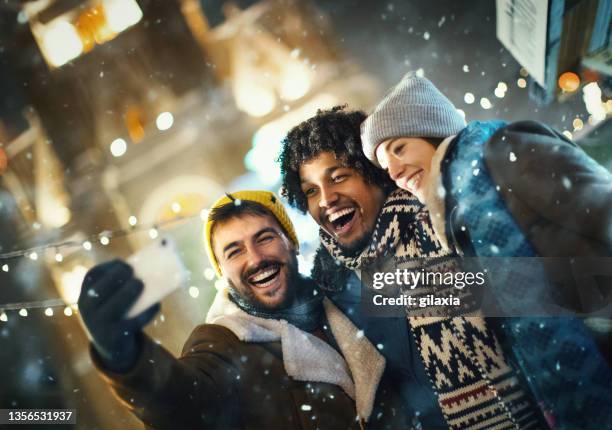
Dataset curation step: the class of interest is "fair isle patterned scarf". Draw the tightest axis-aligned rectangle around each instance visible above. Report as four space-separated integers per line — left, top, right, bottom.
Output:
320 189 545 430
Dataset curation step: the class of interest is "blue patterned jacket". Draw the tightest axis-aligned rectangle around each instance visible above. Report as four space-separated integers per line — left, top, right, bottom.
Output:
429 120 612 429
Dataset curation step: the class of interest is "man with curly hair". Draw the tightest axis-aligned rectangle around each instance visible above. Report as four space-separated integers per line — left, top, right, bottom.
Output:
279 106 547 429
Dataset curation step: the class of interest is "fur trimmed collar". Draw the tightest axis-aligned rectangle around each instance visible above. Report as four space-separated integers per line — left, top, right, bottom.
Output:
424 135 456 251
205 288 385 422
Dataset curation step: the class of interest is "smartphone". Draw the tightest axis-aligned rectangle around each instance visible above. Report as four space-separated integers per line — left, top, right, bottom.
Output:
126 237 188 318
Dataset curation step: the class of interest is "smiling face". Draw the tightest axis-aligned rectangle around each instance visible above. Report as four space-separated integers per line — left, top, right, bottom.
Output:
212 213 299 310
375 137 437 203
298 151 385 252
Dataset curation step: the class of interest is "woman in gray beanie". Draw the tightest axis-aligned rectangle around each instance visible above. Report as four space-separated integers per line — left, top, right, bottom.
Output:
361 71 612 429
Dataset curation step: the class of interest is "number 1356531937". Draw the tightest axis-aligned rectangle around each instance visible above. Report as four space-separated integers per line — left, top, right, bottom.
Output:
0 409 76 424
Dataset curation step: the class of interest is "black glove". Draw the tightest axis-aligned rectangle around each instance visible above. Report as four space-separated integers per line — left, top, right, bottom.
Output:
78 260 160 373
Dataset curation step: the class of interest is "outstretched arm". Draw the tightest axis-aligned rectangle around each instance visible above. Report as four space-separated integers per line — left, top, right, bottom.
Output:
79 260 238 429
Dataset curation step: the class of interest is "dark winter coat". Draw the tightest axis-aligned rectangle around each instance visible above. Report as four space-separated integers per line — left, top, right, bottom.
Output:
424 119 612 429
427 120 612 304
92 292 410 430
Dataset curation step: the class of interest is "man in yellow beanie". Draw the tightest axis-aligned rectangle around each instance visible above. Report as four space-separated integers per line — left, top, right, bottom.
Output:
78 190 409 430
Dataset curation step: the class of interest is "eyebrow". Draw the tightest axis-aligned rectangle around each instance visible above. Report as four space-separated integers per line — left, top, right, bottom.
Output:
384 138 401 149
300 165 342 184
222 227 279 254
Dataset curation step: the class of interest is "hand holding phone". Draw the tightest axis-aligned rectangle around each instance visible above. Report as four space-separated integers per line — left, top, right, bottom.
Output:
126 237 188 317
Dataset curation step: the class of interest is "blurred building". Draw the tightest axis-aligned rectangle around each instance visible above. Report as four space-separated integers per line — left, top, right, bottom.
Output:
0 0 380 428
496 0 611 107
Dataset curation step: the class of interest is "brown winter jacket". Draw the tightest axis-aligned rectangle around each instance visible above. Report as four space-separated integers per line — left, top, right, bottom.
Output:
425 120 612 314
484 121 612 260
93 296 410 430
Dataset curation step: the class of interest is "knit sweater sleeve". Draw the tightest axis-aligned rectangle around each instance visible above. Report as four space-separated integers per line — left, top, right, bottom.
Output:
91 325 240 429
484 120 612 254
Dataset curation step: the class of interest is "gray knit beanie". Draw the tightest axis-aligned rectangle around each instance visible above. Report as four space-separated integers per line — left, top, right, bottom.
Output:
361 72 466 166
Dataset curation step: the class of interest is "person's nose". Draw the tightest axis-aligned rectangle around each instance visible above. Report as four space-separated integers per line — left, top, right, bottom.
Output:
319 185 338 209
387 158 405 181
245 243 266 269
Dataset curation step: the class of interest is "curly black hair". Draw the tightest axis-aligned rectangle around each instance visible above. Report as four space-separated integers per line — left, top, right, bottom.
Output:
278 105 395 213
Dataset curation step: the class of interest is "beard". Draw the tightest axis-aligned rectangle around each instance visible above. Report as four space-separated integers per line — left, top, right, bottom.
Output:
228 254 301 311
337 232 373 257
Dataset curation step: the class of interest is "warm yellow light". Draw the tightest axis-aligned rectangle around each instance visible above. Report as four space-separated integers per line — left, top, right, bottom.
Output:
558 72 580 93
41 20 83 67
494 88 506 98
234 81 276 117
126 106 145 143
59 265 88 306
0 148 7 175
156 112 174 131
104 0 143 33
38 199 71 228
480 98 492 109
110 138 127 157
572 118 584 131
279 62 311 101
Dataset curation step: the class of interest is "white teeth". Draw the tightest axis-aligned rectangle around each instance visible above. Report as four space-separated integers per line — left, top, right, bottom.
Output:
328 207 356 222
250 267 279 283
406 171 423 190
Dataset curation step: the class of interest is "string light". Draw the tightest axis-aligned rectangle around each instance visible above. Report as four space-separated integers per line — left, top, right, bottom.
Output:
0 210 198 262
0 210 207 316
480 97 492 109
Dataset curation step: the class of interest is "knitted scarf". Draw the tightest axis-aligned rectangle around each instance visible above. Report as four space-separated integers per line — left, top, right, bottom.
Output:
319 189 544 429
228 284 324 333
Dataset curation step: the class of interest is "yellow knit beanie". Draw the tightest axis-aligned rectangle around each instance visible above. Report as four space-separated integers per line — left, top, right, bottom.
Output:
205 190 299 278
